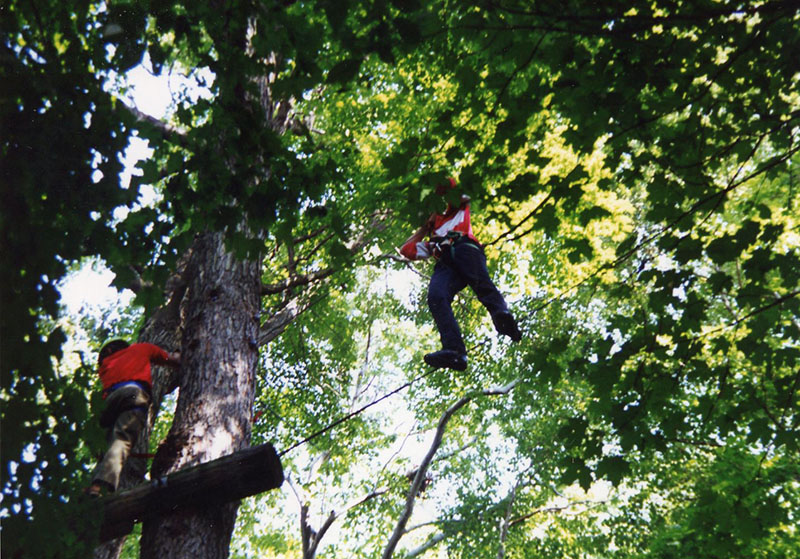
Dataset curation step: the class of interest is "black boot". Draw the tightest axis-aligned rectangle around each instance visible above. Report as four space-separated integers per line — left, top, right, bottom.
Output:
424 349 468 371
493 311 522 342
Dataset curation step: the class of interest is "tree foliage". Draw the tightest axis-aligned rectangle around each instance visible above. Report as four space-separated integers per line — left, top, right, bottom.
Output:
2 1 798 558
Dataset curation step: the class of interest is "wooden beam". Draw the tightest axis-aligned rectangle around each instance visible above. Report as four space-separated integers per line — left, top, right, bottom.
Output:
99 442 284 542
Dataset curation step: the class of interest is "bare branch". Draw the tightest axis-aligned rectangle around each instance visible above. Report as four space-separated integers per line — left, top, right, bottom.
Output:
403 434 478 486
260 211 390 296
699 288 800 340
261 268 336 295
306 510 335 559
403 520 444 535
382 380 520 559
345 486 391 514
509 498 608 528
300 484 390 559
497 483 518 559
300 503 313 559
292 226 330 245
404 532 447 559
258 294 325 346
295 231 337 266
117 99 188 146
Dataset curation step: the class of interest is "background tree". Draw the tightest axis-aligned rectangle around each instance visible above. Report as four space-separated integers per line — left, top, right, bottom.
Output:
2 1 798 559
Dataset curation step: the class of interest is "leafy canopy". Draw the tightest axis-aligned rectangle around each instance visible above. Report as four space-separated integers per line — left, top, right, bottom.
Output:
2 1 799 558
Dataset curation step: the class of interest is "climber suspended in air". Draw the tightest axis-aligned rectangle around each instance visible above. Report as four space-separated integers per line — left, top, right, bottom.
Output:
399 177 522 371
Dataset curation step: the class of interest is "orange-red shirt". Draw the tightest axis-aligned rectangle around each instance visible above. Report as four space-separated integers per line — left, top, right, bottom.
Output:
400 204 479 260
98 343 169 393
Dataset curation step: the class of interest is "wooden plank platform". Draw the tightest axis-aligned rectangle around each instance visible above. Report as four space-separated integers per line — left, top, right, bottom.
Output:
99 442 284 542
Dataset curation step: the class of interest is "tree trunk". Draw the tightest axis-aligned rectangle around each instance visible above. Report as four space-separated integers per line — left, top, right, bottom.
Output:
139 231 261 559
95 22 295 559
98 443 282 542
94 256 189 559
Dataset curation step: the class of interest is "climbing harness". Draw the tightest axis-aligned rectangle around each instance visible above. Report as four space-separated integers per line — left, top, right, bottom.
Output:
431 231 482 260
102 380 151 399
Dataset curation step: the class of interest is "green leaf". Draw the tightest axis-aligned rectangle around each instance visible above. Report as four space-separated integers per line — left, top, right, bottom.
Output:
566 237 594 263
578 205 611 226
675 237 703 263
558 417 588 446
394 16 422 45
616 234 637 258
329 241 351 261
596 456 630 485
327 58 362 84
735 219 760 248
533 204 559 234
323 0 348 33
383 151 410 179
761 223 784 244
708 271 733 294
166 152 185 175
706 235 738 265
137 158 161 185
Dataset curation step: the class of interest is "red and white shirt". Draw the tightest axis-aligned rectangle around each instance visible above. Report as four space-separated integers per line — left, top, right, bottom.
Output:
400 204 479 260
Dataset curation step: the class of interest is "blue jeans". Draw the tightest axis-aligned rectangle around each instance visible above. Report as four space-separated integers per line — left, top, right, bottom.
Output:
427 240 510 355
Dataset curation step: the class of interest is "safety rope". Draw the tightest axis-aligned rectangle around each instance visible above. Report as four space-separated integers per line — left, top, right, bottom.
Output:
275 293 535 458
267 175 762 458
262 257 589 458
278 365 439 457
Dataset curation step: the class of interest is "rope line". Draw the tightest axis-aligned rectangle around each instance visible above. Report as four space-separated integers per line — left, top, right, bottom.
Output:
277 175 762 457
279 366 439 457
274 265 586 457
275 290 540 457
276 287 545 457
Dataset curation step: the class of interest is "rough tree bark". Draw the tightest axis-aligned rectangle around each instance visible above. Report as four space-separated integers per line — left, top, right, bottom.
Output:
93 9 299 556
90 12 371 553
139 231 262 559
93 254 190 559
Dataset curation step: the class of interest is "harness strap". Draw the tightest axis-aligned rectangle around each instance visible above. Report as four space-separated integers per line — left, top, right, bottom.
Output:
431 232 482 261
103 380 152 399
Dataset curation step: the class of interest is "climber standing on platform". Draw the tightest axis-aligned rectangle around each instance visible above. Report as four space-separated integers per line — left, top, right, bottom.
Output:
399 178 522 371
85 340 180 497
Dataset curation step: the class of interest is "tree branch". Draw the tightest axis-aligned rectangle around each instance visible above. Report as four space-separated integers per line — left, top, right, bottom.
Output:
258 294 325 346
497 482 519 559
261 269 336 295
404 532 447 559
508 498 608 528
300 482 390 559
699 288 800 341
484 182 559 248
382 380 520 559
260 210 390 296
306 510 336 559
116 99 188 147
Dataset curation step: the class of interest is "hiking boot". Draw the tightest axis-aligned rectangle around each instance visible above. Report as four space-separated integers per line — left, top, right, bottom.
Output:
424 349 468 371
493 311 522 342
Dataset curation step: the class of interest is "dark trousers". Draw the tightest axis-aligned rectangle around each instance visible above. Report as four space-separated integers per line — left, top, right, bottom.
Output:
92 384 151 490
427 240 510 355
